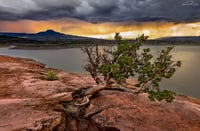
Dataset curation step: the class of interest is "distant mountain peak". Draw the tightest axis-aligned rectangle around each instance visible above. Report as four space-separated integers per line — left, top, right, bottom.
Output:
36 29 65 37
45 29 57 33
46 29 55 32
38 29 60 34
0 29 93 41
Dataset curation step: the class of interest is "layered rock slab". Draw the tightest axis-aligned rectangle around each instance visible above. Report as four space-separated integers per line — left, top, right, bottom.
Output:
0 55 199 131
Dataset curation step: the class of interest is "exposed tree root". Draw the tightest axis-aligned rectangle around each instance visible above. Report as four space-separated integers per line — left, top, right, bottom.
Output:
74 96 90 106
72 83 140 107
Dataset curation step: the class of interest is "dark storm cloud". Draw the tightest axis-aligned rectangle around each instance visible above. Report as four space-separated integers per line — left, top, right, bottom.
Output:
0 0 81 20
0 0 200 22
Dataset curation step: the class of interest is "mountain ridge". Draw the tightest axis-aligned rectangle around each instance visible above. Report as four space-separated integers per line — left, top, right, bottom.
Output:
0 29 93 41
1 30 200 44
157 36 200 43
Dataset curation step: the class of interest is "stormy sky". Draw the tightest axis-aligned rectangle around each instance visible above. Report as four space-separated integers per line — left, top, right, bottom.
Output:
0 0 200 39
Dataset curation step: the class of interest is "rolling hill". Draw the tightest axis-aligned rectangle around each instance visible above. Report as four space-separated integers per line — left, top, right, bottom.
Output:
1 30 200 46
0 35 43 44
157 36 200 43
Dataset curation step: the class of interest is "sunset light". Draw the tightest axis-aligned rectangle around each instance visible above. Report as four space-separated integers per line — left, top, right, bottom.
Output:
1 0 200 130
1 19 200 39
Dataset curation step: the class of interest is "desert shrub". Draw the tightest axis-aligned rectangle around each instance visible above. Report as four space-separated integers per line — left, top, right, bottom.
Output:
44 70 58 81
83 33 181 102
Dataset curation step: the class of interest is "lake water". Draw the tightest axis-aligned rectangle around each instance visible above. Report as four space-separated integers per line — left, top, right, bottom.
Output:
0 46 200 100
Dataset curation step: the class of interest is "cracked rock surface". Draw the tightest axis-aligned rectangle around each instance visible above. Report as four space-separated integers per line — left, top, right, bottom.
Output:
0 55 200 131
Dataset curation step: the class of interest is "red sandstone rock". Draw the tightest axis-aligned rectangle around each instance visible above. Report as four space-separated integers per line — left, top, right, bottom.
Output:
0 55 199 131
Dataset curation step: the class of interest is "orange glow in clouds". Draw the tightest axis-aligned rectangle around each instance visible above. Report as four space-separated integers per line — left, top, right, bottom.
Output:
0 18 200 39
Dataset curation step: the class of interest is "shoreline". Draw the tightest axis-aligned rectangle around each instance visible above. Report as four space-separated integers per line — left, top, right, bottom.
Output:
0 43 199 50
0 54 199 101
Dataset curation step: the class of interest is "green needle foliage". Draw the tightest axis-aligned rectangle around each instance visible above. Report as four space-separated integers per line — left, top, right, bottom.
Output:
148 90 176 102
134 46 182 90
83 33 181 102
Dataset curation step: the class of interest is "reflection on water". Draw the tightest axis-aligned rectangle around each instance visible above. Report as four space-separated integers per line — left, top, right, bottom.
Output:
0 48 87 72
0 46 200 99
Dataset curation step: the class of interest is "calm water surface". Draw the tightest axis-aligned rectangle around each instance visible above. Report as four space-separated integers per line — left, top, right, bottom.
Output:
0 46 199 99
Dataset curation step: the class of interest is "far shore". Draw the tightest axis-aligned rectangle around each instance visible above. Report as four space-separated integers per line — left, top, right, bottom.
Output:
0 42 200 50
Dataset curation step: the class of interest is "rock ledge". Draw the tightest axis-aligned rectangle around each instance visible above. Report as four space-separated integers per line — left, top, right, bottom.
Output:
0 55 199 131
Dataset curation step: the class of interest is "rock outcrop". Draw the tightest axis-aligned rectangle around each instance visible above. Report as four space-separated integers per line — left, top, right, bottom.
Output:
0 55 200 131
